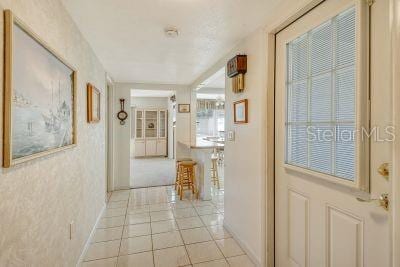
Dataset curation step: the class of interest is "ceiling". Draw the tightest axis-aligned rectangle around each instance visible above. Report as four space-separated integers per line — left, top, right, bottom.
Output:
131 89 175 98
200 67 226 89
61 0 287 85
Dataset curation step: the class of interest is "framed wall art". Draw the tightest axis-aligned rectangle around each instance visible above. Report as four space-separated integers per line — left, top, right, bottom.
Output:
233 99 248 124
3 10 77 168
178 104 190 113
87 83 100 123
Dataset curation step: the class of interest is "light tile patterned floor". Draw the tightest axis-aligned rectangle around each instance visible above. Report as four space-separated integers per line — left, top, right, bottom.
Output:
81 185 255 267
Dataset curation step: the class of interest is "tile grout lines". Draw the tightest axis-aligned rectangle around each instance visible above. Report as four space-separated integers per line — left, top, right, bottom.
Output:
115 194 128 266
82 185 247 267
149 210 156 267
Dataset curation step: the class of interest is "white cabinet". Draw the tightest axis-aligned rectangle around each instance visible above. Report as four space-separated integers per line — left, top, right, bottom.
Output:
133 108 168 157
156 139 167 156
158 110 167 138
134 140 146 157
135 109 144 139
145 140 157 156
145 110 158 139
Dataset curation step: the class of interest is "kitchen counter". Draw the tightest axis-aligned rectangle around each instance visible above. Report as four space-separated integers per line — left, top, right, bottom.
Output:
177 137 224 200
190 137 224 149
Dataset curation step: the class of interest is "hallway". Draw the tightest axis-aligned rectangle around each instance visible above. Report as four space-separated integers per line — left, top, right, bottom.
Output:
1 0 399 266
82 186 253 267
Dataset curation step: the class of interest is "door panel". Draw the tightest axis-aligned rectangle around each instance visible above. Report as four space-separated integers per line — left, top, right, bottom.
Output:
275 1 391 266
288 190 309 267
326 206 363 267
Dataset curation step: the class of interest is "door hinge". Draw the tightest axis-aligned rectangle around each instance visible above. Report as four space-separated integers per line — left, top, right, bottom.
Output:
366 0 375 6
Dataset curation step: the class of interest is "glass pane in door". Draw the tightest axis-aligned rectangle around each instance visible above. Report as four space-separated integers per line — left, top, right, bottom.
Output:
159 111 166 138
136 110 143 138
285 6 356 181
145 111 158 138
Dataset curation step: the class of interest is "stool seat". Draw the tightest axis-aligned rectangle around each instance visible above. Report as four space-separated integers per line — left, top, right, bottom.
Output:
179 161 197 166
177 158 192 162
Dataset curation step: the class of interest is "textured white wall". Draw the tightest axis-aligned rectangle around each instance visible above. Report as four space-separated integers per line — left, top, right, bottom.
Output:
223 30 267 265
131 97 168 109
0 0 107 265
176 89 192 158
113 84 131 189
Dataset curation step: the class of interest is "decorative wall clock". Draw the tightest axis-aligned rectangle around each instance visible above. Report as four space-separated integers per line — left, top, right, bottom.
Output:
117 98 128 125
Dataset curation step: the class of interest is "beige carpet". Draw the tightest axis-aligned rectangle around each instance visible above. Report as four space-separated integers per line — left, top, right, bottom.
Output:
130 157 175 188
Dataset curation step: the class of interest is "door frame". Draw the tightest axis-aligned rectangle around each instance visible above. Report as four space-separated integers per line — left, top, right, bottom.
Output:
106 75 115 194
390 0 400 265
264 0 400 266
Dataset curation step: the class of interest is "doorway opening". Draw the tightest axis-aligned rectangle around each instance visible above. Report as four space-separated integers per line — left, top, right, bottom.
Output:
194 67 226 201
130 89 176 188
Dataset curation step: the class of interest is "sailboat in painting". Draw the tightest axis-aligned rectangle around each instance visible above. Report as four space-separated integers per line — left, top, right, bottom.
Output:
12 78 73 159
41 82 71 134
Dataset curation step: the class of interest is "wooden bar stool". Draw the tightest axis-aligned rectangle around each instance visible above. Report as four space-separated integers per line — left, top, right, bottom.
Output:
211 155 220 189
177 161 198 200
175 158 192 190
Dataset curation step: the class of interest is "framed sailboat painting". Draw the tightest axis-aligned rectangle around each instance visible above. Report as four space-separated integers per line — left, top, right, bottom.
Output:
3 10 77 168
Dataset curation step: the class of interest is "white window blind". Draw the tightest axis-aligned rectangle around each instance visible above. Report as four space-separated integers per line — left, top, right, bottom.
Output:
286 7 356 181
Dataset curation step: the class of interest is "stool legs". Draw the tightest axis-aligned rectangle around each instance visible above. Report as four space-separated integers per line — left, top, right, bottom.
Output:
176 162 199 200
175 162 179 190
211 158 220 189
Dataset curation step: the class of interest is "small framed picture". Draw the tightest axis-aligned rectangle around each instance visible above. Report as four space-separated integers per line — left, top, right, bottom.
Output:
87 83 101 123
233 99 248 124
178 104 190 113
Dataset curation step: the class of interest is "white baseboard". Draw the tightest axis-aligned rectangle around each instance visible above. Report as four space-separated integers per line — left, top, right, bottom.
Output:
114 186 131 190
76 203 106 266
224 222 262 267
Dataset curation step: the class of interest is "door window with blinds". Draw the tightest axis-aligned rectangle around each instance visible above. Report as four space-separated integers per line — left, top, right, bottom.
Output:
286 7 357 181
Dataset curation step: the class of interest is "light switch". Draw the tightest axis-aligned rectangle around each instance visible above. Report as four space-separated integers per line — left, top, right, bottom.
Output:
227 131 235 141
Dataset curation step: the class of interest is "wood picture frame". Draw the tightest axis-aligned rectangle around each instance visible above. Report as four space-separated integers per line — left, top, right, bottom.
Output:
3 10 77 168
178 104 190 113
87 83 101 123
233 99 248 124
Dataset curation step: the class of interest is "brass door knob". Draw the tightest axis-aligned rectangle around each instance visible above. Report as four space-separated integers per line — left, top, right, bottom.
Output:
378 163 389 179
356 193 389 211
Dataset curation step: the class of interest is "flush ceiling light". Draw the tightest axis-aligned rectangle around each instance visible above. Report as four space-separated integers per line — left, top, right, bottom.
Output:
164 26 179 38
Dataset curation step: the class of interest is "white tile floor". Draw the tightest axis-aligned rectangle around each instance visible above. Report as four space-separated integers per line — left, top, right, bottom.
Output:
81 185 255 267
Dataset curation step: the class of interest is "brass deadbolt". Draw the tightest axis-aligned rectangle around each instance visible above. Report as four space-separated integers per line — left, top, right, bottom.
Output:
378 163 389 179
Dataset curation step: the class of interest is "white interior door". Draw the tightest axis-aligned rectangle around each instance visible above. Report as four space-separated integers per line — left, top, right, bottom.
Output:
275 0 391 266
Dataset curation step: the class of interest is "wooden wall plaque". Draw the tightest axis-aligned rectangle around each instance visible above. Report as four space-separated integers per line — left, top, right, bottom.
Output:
227 55 247 78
